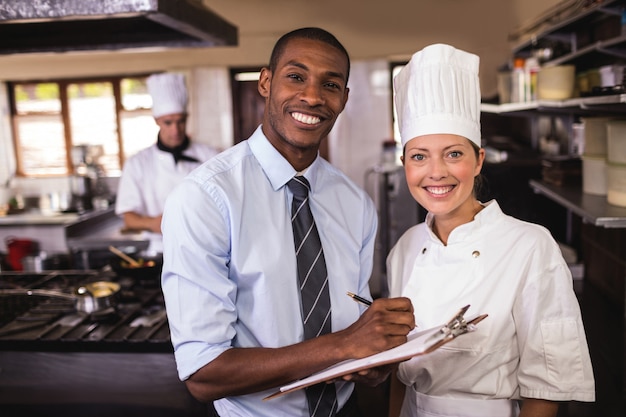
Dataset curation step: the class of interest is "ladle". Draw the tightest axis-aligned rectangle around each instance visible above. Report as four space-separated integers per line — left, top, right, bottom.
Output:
108 245 141 267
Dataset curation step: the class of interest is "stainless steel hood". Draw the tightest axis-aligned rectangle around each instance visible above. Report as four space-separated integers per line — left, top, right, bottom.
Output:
0 0 238 54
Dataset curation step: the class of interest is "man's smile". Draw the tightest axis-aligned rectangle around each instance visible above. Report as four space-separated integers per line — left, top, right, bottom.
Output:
291 111 321 125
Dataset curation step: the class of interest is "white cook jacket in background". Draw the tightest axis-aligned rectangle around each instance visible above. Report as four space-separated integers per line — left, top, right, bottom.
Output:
115 142 218 252
387 200 594 416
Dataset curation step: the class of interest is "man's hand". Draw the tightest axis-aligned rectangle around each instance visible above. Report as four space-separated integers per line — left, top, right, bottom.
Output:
339 297 415 360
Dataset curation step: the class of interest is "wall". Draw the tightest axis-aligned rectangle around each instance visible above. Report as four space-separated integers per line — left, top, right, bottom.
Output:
188 67 233 152
0 84 15 188
0 0 564 192
330 60 394 189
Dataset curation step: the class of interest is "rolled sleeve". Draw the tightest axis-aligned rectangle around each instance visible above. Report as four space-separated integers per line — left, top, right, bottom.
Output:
162 178 236 380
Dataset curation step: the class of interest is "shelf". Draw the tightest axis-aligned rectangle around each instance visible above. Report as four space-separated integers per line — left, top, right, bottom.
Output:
481 94 626 114
529 179 626 228
513 0 625 56
548 34 626 68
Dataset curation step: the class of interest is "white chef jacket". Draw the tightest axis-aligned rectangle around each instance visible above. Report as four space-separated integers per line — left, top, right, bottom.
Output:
387 200 595 417
161 127 377 417
115 141 218 253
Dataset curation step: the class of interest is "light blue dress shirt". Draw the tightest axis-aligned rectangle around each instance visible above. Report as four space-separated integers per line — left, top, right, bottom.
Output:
161 126 378 417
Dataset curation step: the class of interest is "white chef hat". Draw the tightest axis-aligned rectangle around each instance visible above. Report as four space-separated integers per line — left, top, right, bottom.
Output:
146 73 188 119
394 43 481 148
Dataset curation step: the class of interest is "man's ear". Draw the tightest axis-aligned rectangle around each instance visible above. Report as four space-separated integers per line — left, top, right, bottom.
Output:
258 67 271 98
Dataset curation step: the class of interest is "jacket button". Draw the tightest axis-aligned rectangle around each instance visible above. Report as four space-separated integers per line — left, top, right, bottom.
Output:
472 250 480 258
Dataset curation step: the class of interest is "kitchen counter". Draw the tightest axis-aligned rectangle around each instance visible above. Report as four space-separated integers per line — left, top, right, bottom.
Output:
0 351 207 417
0 211 80 225
0 207 149 261
65 209 150 251
0 205 115 227
0 268 205 416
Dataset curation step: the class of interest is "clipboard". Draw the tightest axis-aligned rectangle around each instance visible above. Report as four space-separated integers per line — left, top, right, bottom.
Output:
264 305 487 400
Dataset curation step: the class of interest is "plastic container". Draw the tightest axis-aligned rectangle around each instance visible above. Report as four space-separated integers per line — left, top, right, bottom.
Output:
5 237 39 271
581 155 608 196
606 120 626 164
497 71 512 104
607 162 626 207
537 65 575 100
581 117 611 156
576 71 590 96
599 65 624 87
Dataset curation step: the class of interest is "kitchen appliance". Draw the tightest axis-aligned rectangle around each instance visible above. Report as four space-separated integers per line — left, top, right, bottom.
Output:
0 269 167 346
0 0 238 54
365 144 423 297
69 145 110 213
0 267 206 416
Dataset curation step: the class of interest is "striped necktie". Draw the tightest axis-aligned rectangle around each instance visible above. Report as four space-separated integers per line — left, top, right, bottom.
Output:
288 176 337 417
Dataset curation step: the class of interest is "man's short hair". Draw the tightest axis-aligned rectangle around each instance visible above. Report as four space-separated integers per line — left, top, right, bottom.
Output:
268 27 350 83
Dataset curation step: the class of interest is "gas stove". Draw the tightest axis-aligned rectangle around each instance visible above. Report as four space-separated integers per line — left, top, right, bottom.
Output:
0 268 170 352
0 269 210 417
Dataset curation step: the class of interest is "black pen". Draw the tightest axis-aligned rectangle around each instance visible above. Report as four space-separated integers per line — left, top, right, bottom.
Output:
346 291 372 307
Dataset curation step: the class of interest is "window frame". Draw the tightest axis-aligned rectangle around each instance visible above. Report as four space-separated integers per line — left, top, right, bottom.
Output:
8 73 153 178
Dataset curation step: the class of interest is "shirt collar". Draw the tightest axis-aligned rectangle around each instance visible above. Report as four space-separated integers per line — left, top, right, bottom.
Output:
425 199 501 243
247 126 322 192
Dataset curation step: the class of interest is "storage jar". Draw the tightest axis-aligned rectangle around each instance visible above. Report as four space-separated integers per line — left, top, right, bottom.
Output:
581 117 611 156
607 162 626 207
606 120 626 164
599 65 624 87
537 65 575 100
582 155 608 196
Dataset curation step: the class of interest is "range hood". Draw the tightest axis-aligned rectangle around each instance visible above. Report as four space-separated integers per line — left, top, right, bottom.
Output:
0 0 238 54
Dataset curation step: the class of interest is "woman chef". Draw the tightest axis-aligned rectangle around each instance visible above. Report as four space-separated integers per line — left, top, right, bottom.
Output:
115 73 219 253
387 44 595 417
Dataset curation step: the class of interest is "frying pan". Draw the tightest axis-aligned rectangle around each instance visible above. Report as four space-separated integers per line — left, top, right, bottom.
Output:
0 281 121 314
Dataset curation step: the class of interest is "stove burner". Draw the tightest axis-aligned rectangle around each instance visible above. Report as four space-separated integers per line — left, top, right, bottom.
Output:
0 269 171 351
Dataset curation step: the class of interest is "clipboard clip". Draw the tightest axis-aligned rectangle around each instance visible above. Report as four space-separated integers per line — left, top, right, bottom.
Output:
426 304 475 344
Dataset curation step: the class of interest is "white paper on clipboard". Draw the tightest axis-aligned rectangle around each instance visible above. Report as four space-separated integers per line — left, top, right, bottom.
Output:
264 306 487 400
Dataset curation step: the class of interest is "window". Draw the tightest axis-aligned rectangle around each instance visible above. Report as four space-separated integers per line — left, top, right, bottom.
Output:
9 76 158 178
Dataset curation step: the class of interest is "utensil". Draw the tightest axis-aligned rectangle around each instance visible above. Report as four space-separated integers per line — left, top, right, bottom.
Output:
109 254 163 282
108 245 141 267
0 281 121 314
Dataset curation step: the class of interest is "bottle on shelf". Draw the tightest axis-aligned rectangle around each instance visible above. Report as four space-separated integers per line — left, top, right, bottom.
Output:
524 57 540 102
511 57 526 103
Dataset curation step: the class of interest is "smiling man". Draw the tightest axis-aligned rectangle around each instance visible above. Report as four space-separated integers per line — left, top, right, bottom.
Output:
160 27 416 417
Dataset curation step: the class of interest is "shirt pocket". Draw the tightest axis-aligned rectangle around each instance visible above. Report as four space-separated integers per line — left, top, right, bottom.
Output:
540 319 585 382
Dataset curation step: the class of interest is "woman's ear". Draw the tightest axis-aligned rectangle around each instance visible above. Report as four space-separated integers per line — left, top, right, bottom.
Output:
475 148 486 176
